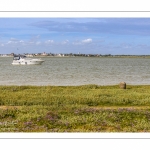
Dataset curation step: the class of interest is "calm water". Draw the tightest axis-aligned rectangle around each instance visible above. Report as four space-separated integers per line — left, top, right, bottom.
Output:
0 57 150 86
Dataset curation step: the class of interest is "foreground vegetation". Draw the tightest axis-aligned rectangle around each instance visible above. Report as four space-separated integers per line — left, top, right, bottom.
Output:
0 84 150 132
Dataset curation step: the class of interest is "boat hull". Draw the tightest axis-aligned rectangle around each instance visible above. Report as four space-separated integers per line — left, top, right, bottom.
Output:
12 58 44 65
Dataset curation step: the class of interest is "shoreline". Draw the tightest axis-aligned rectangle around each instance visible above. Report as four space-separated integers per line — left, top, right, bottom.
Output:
1 55 150 58
0 84 150 87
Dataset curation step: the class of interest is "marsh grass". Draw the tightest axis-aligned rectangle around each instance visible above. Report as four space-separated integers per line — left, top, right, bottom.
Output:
0 84 150 132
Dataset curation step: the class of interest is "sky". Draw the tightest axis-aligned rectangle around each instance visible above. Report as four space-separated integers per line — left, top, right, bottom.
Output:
1 18 150 55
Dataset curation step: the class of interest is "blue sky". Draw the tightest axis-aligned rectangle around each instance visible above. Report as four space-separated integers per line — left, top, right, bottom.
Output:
0 18 150 55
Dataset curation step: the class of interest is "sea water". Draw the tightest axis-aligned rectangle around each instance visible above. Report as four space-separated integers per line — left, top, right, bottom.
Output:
0 57 150 86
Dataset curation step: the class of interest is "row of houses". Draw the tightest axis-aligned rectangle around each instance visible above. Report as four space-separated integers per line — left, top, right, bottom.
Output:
1 52 149 58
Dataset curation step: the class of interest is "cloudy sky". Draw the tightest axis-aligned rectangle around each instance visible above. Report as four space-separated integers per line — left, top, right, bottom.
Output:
0 18 150 55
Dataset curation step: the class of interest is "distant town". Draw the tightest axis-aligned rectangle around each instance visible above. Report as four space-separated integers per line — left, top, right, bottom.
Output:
0 52 150 58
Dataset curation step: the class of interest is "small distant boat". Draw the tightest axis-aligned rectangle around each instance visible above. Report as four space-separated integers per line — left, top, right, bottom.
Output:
12 55 44 65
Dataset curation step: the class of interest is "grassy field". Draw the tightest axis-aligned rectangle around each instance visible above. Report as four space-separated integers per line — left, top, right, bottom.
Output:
0 84 150 132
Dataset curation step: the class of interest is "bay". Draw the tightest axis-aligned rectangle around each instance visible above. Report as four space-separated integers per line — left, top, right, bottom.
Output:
0 57 150 86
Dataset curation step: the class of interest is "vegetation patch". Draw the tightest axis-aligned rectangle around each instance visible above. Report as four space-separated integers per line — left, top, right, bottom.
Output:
0 85 150 132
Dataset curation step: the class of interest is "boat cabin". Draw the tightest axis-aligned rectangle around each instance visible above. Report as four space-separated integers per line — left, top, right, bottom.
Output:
13 55 26 60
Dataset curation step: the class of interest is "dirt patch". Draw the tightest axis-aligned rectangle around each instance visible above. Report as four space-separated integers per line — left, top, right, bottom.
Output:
0 106 21 110
90 106 150 110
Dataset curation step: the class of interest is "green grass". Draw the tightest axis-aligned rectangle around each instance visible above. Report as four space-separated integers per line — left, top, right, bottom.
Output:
0 84 150 132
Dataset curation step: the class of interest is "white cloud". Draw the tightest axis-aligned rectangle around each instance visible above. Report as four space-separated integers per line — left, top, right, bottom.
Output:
36 41 41 45
7 41 17 44
62 40 69 45
82 38 92 43
45 40 54 44
6 38 20 44
73 38 92 45
72 41 81 45
7 41 12 44
1 44 4 47
10 38 19 41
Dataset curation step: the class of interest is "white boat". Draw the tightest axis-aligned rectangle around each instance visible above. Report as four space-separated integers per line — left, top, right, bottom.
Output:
12 55 44 65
